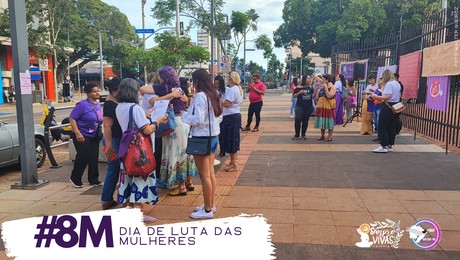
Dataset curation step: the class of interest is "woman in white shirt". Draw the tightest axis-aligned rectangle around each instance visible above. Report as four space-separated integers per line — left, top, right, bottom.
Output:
221 71 243 172
334 74 346 125
371 70 402 153
182 69 223 219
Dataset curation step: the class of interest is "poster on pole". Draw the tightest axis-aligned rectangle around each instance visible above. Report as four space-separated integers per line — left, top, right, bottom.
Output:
20 72 32 95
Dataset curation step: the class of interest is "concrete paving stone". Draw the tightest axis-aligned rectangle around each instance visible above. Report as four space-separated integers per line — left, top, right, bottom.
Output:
19 201 90 215
216 207 259 218
293 224 340 245
0 200 36 214
411 213 460 231
444 251 460 258
160 194 202 206
341 246 398 259
261 187 293 197
439 231 460 251
324 188 361 199
37 182 69 192
258 196 293 210
293 197 329 211
68 195 101 204
257 208 295 224
336 226 361 247
328 198 368 212
332 211 375 227
348 179 387 189
393 249 451 259
391 190 435 201
356 189 396 201
273 243 344 260
370 212 416 229
41 190 81 202
229 185 262 196
438 201 460 215
400 200 450 214
0 213 10 221
363 199 408 213
292 187 326 198
0 213 35 223
294 210 334 225
225 194 260 208
264 177 295 187
235 177 266 186
153 205 195 221
270 224 294 243
0 189 57 201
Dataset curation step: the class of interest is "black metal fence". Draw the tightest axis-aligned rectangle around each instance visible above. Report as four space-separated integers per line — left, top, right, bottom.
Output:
331 8 460 151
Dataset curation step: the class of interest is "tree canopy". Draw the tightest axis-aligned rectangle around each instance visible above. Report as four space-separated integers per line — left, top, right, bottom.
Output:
274 0 460 57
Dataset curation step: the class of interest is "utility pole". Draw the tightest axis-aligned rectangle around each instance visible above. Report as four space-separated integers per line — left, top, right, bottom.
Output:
142 0 147 84
176 0 180 38
99 30 103 90
210 0 215 78
9 0 48 188
243 33 246 99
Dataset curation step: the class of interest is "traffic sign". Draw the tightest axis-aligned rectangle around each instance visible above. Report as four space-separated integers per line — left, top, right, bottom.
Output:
39 59 49 71
135 29 155 34
29 66 41 81
221 55 230 64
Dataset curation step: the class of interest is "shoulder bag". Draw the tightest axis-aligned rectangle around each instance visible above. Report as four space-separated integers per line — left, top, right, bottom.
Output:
119 105 156 177
384 101 406 114
90 102 103 140
185 96 212 156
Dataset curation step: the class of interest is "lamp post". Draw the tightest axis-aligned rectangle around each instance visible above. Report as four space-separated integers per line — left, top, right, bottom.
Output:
242 37 256 99
99 30 103 90
285 47 292 85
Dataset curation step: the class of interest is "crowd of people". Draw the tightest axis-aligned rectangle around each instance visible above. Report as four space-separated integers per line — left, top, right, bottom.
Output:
289 69 403 152
68 67 265 221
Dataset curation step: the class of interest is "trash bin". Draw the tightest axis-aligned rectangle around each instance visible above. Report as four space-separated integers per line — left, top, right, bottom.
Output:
33 90 42 103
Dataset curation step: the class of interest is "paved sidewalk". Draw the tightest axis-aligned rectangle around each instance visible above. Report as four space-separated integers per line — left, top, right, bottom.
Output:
1 93 460 259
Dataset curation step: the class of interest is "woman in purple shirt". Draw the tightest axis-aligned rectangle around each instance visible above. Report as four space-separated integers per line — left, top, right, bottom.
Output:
140 66 198 196
69 83 103 188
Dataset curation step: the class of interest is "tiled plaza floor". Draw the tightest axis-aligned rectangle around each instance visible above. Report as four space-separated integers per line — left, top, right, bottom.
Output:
1 92 460 259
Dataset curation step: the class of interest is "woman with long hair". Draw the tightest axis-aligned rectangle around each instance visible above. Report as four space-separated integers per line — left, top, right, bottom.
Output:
371 70 401 153
292 75 314 140
140 66 198 196
182 68 223 219
334 74 346 125
115 78 168 222
313 74 337 141
221 71 243 171
214 75 226 158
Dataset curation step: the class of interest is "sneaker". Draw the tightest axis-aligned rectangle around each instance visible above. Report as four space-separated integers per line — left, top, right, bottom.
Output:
301 136 307 140
194 205 217 213
372 146 388 153
372 138 380 142
241 126 251 131
291 136 299 140
90 181 103 186
70 179 83 188
387 146 394 152
190 208 213 219
290 114 294 119
143 215 157 223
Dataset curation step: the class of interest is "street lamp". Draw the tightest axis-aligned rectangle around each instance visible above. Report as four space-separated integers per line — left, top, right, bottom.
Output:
285 47 292 85
242 37 256 99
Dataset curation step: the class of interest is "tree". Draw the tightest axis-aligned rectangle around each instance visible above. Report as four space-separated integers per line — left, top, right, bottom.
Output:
229 9 259 67
254 34 273 59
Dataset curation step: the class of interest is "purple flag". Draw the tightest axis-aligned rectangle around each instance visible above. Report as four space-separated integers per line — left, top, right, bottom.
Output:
341 63 354 81
426 76 450 111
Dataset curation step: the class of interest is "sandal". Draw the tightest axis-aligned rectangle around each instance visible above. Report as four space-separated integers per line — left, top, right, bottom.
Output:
241 126 251 131
185 183 195 191
169 188 187 196
225 164 238 172
325 137 333 142
251 127 259 132
317 136 325 141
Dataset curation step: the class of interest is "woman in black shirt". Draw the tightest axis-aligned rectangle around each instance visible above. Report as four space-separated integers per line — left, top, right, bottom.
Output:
292 75 314 140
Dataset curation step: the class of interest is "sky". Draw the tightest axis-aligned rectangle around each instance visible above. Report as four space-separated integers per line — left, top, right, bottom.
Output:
101 0 287 70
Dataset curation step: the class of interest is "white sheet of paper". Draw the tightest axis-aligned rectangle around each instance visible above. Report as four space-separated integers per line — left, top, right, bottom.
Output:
150 100 170 121
20 73 32 95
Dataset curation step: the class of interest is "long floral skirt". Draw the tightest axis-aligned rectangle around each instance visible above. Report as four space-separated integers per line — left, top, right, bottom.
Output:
314 97 336 130
117 163 158 205
157 116 198 189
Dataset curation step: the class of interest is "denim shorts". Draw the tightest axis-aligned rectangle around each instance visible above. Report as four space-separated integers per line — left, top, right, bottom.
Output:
211 136 218 153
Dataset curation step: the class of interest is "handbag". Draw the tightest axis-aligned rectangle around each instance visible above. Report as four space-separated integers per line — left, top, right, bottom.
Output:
90 103 103 140
384 101 406 114
119 105 156 177
155 84 176 137
186 97 212 156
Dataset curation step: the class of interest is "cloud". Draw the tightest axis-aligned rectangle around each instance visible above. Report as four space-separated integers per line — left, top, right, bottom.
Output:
102 0 288 70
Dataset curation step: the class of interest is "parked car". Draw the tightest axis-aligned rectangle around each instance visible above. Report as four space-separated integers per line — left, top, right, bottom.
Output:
0 121 47 168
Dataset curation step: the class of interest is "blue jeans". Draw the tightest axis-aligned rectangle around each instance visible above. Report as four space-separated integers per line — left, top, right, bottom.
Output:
101 136 121 205
374 104 382 139
290 96 297 115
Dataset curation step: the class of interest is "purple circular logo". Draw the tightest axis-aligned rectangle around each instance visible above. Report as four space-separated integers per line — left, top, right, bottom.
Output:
407 219 441 250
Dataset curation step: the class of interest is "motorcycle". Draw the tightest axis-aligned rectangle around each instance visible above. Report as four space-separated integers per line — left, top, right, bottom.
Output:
39 103 72 144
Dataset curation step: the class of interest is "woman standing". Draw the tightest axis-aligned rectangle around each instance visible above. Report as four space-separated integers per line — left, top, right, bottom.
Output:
314 74 337 142
69 83 103 188
344 79 357 121
182 68 223 219
101 77 122 210
242 73 266 132
292 75 314 140
214 75 226 158
334 74 346 125
360 74 377 135
290 77 299 118
116 78 167 222
221 72 243 171
371 70 401 153
140 66 197 196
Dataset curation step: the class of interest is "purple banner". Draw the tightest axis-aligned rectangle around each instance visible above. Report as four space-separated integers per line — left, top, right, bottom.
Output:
426 76 450 111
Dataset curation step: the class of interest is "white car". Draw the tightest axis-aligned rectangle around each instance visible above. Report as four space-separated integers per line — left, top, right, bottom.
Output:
0 121 47 168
